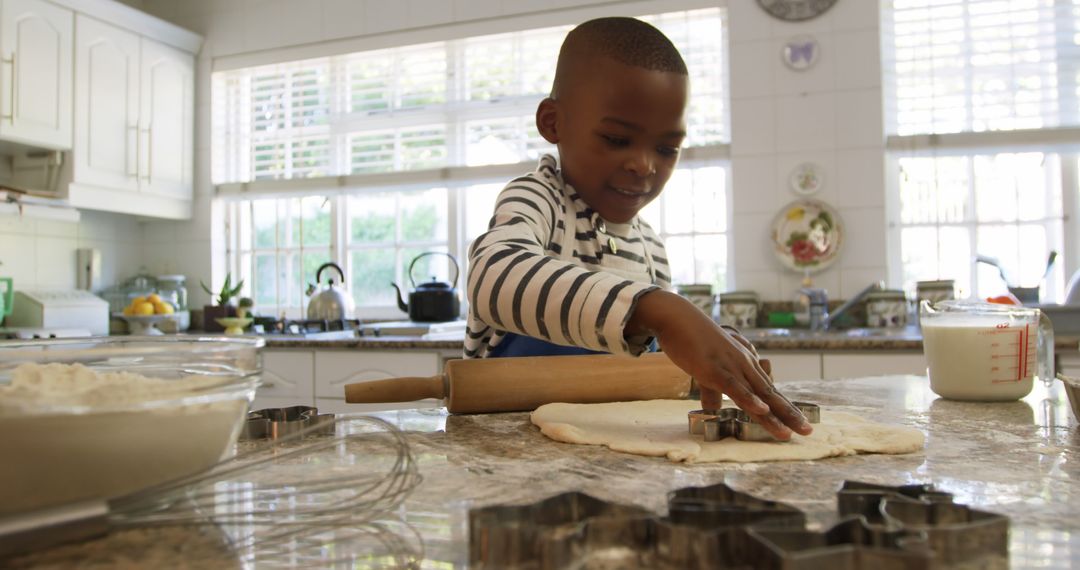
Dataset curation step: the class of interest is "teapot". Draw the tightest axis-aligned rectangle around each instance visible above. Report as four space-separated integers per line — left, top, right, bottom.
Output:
306 262 355 321
920 299 1054 401
392 252 461 322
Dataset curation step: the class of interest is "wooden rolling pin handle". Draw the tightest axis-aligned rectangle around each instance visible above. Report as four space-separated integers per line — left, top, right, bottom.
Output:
344 374 447 404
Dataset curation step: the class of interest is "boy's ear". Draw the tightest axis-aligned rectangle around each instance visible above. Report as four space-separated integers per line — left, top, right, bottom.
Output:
536 98 560 144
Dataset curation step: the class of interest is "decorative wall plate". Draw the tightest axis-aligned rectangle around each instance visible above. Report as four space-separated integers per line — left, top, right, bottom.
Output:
789 162 823 195
770 199 843 273
757 0 839 22
782 35 819 71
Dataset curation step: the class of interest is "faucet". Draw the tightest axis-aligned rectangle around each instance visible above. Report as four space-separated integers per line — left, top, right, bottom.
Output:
798 281 884 331
797 287 830 331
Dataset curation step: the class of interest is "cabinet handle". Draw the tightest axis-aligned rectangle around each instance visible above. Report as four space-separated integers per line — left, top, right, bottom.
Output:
145 123 152 182
139 127 151 181
128 126 138 178
1 52 14 122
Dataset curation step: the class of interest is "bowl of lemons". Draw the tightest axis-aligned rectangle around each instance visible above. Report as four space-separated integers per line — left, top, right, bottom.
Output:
120 294 179 335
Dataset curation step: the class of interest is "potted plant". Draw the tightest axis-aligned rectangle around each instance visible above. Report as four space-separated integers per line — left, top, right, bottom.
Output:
200 274 244 332
237 297 254 319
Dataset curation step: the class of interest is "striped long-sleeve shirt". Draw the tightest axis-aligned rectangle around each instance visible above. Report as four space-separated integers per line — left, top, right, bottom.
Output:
465 154 673 358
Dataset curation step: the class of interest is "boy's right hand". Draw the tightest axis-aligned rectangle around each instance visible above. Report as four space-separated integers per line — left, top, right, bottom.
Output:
627 290 812 440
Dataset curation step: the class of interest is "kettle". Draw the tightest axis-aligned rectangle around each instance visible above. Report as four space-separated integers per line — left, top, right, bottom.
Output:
392 252 461 322
306 262 355 321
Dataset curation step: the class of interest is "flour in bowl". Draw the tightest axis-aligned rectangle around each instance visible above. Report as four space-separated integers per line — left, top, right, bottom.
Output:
0 363 230 414
0 363 253 514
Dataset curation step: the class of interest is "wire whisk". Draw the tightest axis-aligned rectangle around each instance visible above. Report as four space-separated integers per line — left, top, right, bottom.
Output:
0 415 424 564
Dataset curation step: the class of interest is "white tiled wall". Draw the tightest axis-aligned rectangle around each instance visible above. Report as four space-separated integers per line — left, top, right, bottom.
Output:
132 0 887 304
727 0 886 301
0 211 144 291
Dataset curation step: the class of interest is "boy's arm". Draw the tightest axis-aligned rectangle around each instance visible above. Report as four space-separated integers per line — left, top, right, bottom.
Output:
626 289 812 440
469 177 657 356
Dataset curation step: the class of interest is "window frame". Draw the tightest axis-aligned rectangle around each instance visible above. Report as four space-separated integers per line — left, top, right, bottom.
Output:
217 5 733 319
882 0 1080 302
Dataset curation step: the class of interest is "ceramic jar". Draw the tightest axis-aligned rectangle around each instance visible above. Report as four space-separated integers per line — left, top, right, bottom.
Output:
916 280 955 305
718 291 760 329
864 289 908 328
915 280 955 324
676 284 714 317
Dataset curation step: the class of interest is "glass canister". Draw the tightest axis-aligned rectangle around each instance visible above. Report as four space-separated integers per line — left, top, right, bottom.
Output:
156 275 188 311
864 289 908 328
718 291 760 329
676 284 714 317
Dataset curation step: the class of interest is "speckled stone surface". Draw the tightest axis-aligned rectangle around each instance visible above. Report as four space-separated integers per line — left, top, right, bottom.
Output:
261 335 464 350
261 331 1080 353
6 375 1079 568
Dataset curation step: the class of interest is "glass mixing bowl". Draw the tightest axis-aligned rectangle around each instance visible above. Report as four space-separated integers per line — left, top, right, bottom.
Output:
0 337 263 514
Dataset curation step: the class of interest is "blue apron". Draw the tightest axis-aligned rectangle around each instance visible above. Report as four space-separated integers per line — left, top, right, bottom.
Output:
487 195 658 358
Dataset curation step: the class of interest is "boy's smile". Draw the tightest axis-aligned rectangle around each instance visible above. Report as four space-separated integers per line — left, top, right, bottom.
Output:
536 56 689 223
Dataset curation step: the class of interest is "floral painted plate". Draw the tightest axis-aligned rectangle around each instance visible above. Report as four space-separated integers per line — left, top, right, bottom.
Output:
770 199 843 272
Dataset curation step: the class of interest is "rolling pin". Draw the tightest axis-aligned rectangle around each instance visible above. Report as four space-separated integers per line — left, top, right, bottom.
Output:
343 352 693 413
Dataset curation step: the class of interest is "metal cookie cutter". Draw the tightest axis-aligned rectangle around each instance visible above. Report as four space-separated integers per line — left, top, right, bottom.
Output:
837 480 1009 565
687 409 722 435
240 405 336 440
694 402 820 442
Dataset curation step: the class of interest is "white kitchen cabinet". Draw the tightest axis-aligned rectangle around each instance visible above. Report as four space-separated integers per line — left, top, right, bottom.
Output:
1059 351 1080 377
254 349 315 410
822 352 927 380
314 350 442 414
759 351 822 382
72 15 138 193
138 37 192 200
65 16 194 219
0 0 72 150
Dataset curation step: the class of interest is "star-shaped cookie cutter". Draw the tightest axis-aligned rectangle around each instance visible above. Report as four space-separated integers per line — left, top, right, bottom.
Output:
468 481 1009 569
837 480 1009 565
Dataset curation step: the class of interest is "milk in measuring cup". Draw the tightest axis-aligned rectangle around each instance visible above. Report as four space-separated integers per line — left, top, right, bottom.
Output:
922 315 1037 401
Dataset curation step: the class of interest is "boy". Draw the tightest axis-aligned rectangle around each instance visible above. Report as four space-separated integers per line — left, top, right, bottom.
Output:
466 17 810 440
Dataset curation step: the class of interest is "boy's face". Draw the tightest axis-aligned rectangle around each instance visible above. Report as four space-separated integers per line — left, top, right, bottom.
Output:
537 57 688 223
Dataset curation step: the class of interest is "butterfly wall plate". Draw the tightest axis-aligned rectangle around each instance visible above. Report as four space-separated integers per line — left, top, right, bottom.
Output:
782 35 819 71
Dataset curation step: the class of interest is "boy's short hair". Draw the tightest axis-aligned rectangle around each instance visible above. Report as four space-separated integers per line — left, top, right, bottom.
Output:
551 17 688 98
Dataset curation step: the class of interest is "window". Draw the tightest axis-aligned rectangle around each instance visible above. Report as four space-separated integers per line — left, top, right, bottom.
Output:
884 0 1078 301
216 8 731 318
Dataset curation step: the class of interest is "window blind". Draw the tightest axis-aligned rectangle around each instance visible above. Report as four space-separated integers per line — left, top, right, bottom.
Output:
884 0 1080 137
212 8 729 188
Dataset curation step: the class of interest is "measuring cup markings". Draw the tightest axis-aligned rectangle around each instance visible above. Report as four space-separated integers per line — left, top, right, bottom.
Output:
981 324 1033 384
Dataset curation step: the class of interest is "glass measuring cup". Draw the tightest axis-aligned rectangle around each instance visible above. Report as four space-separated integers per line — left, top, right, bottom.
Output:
920 300 1055 401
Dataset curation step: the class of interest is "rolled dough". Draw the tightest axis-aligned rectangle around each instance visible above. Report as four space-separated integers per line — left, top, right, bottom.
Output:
530 399 924 463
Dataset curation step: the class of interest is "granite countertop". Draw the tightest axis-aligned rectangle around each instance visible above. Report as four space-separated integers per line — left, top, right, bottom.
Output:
258 330 1080 353
8 375 1079 569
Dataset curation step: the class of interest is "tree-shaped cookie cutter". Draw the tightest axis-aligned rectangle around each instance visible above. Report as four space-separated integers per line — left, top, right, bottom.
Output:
688 401 821 442
468 481 1008 569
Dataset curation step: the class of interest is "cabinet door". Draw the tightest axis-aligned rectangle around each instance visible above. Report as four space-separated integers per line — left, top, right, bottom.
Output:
314 351 442 416
254 349 316 409
822 352 928 380
758 351 822 382
139 37 192 199
0 0 72 149
73 16 139 192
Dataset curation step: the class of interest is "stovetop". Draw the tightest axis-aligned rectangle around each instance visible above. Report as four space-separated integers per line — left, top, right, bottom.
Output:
253 318 360 340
